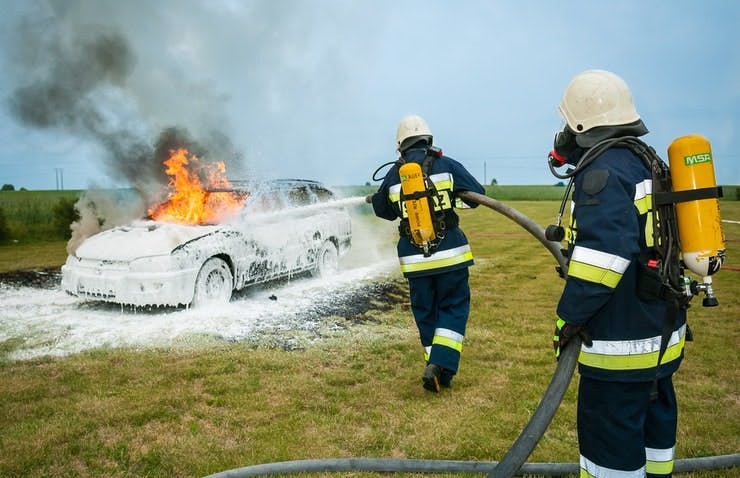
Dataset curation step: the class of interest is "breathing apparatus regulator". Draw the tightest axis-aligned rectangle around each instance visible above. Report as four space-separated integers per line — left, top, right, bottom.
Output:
546 128 726 307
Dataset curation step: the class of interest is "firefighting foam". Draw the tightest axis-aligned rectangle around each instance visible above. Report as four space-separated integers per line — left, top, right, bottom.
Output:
0 217 398 361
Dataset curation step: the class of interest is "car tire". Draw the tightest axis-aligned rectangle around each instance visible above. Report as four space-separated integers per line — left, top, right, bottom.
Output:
192 257 233 306
312 240 339 278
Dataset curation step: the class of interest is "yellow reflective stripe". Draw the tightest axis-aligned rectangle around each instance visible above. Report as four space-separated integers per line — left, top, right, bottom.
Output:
645 211 655 248
401 245 471 265
429 172 453 184
646 446 674 475
388 185 401 203
646 459 674 475
634 179 652 215
568 261 623 288
400 250 473 273
635 180 654 247
634 195 651 215
435 180 452 189
568 246 629 288
432 335 463 352
387 172 453 204
423 346 431 362
566 204 577 244
580 468 595 478
579 335 685 370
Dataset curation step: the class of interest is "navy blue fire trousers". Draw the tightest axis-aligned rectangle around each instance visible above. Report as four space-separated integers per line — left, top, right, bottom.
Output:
407 267 470 375
578 375 678 477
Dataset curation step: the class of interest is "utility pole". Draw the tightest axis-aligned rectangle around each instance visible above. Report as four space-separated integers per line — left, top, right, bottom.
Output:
55 168 64 190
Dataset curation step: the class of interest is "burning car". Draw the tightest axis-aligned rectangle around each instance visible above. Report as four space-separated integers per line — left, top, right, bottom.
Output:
61 176 352 307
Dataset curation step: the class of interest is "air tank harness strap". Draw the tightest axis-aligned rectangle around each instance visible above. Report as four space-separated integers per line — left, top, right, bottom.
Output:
398 210 459 240
654 186 723 206
397 149 459 252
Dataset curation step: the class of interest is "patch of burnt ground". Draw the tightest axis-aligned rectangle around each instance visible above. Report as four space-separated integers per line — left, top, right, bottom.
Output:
0 267 62 289
311 279 408 323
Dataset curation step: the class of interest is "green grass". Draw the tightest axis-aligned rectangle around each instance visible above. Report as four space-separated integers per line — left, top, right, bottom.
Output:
0 240 70 272
0 199 738 477
0 189 82 241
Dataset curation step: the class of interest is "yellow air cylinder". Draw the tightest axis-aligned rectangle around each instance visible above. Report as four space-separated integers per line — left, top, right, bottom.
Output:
399 162 435 249
667 134 725 278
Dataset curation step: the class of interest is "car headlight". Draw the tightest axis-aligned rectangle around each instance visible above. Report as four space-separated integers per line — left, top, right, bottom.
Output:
128 255 176 273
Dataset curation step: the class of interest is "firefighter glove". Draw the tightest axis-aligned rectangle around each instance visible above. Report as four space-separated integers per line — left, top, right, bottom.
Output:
553 318 592 359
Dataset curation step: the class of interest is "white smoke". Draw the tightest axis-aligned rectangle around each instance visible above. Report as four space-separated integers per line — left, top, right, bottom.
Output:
68 188 146 254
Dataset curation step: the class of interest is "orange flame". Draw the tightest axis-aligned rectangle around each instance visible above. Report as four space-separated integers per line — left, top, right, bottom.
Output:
148 148 246 224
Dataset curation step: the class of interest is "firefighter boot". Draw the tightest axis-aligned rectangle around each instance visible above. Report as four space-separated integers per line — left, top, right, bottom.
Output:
422 363 442 393
439 370 453 388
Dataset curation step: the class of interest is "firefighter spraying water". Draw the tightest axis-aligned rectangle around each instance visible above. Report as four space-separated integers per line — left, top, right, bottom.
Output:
367 114 485 393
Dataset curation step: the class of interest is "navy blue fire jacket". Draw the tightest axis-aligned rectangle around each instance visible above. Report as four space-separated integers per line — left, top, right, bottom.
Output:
371 146 484 278
557 145 687 382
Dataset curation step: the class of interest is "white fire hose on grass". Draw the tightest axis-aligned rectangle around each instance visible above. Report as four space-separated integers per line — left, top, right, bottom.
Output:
205 191 739 478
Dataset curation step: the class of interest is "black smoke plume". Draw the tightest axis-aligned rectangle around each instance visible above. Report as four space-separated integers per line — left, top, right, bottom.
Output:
5 12 242 204
4 8 243 249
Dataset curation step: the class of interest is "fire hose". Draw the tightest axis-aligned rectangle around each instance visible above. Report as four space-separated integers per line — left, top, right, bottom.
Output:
204 191 739 478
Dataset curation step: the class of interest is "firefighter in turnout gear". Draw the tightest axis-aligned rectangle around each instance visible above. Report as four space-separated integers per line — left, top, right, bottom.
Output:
367 115 484 392
549 70 687 477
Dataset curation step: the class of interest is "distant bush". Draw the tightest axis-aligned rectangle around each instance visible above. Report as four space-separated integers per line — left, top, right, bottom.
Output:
2 184 15 191
0 207 8 241
52 197 80 239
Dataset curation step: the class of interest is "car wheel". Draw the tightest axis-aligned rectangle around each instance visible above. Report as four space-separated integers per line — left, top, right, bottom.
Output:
192 257 233 306
312 240 338 278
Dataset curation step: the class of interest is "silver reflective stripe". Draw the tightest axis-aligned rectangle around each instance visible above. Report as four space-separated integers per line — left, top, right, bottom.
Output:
434 328 464 343
646 445 675 462
433 327 464 352
646 445 675 475
428 172 453 188
389 183 401 203
634 179 652 201
399 244 472 265
586 324 686 356
634 179 652 215
387 173 453 197
580 455 645 477
571 246 630 274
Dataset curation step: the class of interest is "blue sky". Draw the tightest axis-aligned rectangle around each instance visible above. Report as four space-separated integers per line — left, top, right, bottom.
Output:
0 0 738 191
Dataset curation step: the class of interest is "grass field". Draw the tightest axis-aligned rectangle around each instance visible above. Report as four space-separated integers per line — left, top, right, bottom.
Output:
0 189 81 242
0 198 737 477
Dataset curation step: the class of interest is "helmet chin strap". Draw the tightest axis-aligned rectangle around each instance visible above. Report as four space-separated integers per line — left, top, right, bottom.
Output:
398 135 432 154
575 119 649 148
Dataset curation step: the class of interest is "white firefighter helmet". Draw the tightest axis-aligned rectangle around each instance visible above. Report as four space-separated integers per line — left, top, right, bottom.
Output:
559 69 640 133
396 115 432 151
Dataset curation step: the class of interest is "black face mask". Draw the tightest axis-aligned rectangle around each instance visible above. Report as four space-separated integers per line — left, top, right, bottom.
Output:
548 125 582 167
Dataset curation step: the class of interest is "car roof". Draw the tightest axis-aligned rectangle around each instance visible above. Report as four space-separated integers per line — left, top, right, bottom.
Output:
224 179 336 208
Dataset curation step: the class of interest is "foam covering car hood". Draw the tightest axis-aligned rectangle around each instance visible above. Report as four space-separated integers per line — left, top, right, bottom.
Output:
74 220 222 262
